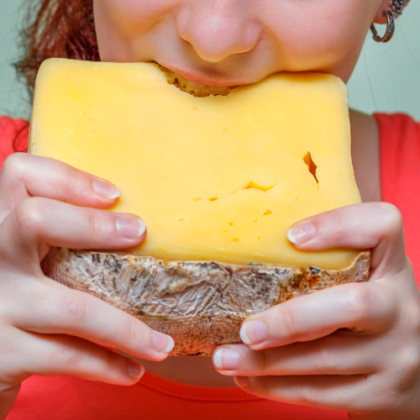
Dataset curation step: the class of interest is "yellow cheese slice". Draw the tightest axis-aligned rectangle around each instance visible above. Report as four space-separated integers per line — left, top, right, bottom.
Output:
30 58 361 270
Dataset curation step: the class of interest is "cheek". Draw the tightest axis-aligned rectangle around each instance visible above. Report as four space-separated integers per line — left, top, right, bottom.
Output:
94 0 175 38
266 0 375 72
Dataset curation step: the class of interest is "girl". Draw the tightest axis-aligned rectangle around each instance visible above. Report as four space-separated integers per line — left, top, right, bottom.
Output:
0 0 419 419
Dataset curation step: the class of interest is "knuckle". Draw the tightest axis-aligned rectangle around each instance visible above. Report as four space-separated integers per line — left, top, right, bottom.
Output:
325 213 353 246
295 384 318 405
314 344 337 373
13 198 46 238
60 346 85 369
281 305 301 339
87 211 104 239
119 317 143 346
249 376 267 396
59 293 91 329
102 350 122 380
343 285 371 324
260 350 270 374
0 153 29 181
394 347 420 389
380 203 403 235
64 165 86 198
405 304 420 333
329 214 347 238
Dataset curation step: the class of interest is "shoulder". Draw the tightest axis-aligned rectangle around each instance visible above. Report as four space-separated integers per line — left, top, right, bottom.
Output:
351 111 419 143
348 111 420 203
0 116 29 169
374 112 420 146
374 112 420 177
373 112 420 204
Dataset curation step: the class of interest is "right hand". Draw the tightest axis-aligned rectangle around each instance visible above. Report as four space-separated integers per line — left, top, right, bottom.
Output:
0 153 174 418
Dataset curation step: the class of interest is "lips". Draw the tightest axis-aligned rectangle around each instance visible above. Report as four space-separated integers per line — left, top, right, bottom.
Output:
157 64 231 97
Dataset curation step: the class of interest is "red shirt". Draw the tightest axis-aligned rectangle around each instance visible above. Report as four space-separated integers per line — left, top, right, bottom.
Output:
0 113 419 419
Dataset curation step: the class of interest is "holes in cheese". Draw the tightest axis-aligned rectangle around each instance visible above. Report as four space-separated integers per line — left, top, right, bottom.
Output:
242 180 276 192
30 58 362 270
303 151 319 184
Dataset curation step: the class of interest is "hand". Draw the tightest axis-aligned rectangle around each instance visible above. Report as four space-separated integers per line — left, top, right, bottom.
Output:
0 154 174 418
212 203 420 420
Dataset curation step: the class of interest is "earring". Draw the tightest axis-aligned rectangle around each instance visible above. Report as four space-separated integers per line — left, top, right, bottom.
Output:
371 0 410 43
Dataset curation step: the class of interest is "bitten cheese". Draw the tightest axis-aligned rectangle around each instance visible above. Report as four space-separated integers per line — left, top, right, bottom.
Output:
30 58 361 270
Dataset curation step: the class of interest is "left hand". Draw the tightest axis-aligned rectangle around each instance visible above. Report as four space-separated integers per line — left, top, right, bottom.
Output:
212 203 420 420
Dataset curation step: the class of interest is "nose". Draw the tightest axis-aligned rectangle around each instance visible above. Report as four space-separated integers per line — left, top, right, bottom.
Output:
176 0 260 63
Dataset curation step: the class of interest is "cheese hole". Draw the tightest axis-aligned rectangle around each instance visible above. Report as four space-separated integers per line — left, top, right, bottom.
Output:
208 197 219 202
228 221 234 226
258 236 261 240
242 180 275 192
232 237 239 242
303 151 319 183
263 209 273 216
192 197 202 201
177 218 185 222
254 219 258 223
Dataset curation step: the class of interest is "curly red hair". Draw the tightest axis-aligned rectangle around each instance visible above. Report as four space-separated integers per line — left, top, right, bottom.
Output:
16 0 99 91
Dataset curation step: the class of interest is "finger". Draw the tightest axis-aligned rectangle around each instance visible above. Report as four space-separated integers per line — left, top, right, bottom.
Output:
11 282 174 361
237 282 396 350
287 202 406 275
233 374 375 412
15 331 145 386
213 335 379 377
0 197 146 265
0 153 121 218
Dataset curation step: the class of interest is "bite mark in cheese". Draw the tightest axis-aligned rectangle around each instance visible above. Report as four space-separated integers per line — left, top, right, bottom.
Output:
30 59 361 270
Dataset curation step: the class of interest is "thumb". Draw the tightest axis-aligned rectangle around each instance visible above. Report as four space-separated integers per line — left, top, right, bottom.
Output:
287 202 406 277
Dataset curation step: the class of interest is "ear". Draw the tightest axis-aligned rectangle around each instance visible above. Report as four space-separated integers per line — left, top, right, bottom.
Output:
373 0 392 24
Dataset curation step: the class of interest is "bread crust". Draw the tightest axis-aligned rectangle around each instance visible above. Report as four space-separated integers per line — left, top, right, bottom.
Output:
42 248 370 356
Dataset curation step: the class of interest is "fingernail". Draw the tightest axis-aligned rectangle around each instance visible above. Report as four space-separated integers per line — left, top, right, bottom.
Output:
240 321 267 346
93 179 121 199
126 359 145 380
287 223 316 245
213 348 240 371
234 376 249 389
116 217 146 239
152 331 175 354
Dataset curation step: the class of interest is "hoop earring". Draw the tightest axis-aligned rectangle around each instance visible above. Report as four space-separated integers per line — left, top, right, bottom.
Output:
371 0 410 43
371 10 395 43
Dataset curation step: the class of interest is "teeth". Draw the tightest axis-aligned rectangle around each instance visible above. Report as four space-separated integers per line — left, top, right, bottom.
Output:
157 64 231 97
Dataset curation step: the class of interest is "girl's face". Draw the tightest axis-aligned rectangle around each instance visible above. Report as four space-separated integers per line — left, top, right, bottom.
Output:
94 0 387 86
